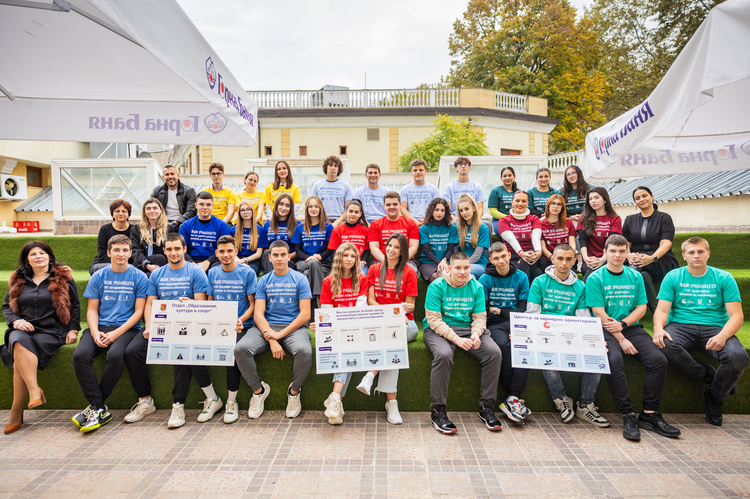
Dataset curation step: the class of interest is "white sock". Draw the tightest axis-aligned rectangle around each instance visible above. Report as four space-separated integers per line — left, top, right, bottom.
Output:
141 396 153 404
227 390 238 403
173 402 184 409
202 384 218 401
330 392 341 400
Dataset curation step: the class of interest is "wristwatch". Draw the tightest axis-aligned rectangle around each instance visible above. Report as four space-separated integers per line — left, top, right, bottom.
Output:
652 255 659 262
620 320 628 330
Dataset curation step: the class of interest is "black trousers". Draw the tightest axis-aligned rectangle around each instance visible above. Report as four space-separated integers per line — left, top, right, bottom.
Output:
173 365 212 404
123 331 153 398
604 325 668 413
488 322 529 397
73 325 140 409
226 330 247 393
514 257 545 285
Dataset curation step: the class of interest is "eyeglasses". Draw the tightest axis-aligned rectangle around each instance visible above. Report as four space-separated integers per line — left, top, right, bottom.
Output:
239 209 253 214
210 172 223 176
566 172 577 177
549 202 563 207
456 163 470 167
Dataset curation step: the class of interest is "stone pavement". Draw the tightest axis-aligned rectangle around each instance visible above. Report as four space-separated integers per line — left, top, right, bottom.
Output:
1 409 749 498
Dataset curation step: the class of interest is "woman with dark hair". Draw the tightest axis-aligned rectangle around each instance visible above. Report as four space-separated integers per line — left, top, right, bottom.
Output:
540 194 577 260
261 193 301 273
89 199 135 275
257 160 302 221
327 199 370 273
578 187 622 281
292 196 334 300
622 186 680 312
527 167 560 217
130 197 177 276
561 165 592 222
236 171 265 224
497 190 545 283
2 241 81 433
230 199 267 274
419 197 459 283
489 166 518 234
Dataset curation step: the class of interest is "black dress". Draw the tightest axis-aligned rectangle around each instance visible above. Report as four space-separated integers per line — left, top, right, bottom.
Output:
2 266 81 369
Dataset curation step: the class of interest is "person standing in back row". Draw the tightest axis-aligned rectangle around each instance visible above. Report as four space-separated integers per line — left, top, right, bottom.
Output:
202 163 237 225
353 163 388 223
400 159 441 227
310 155 354 227
149 164 197 230
442 157 485 220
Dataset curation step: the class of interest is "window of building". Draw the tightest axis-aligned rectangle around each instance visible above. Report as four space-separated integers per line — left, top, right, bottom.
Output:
299 146 307 156
26 166 43 188
339 146 347 155
501 149 522 156
265 146 273 156
367 128 380 141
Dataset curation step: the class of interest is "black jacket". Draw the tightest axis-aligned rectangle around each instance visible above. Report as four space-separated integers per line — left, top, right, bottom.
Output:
150 181 197 226
130 224 193 271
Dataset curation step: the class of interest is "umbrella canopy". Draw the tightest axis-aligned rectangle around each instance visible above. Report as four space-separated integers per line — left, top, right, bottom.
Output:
0 0 257 146
583 0 750 179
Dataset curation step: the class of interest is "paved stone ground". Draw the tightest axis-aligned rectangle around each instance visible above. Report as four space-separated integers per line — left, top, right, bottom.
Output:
1 409 749 498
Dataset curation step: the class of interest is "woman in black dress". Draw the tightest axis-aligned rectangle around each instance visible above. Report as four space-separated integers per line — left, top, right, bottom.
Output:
622 186 680 312
2 241 81 433
89 199 135 275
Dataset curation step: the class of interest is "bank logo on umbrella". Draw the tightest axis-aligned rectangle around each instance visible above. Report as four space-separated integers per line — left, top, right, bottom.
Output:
206 57 217 90
205 113 227 133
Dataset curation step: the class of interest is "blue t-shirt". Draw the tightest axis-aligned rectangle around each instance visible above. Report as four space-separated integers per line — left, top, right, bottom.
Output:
419 222 459 263
179 215 231 261
263 220 301 247
84 265 149 328
230 224 269 257
479 270 530 310
443 179 486 217
147 263 209 300
291 222 333 259
460 223 490 266
353 185 388 223
207 264 258 328
256 269 312 324
310 178 354 219
400 182 441 220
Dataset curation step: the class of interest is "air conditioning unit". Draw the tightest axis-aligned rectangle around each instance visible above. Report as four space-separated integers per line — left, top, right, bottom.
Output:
0 175 28 201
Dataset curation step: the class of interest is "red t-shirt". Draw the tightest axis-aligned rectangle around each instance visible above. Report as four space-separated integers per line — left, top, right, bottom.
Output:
367 216 419 248
320 273 367 308
366 263 419 320
328 223 369 257
541 218 577 254
579 214 622 258
497 214 541 254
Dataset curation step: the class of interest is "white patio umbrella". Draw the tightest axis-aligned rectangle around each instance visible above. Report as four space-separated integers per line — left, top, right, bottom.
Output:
0 0 257 146
583 0 750 179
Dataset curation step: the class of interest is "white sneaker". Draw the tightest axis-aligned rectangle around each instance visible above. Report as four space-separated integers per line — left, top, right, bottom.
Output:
323 392 345 416
197 398 223 423
385 399 403 425
248 382 270 419
356 374 374 396
286 384 302 418
324 397 344 425
167 403 185 428
123 398 156 423
224 400 239 424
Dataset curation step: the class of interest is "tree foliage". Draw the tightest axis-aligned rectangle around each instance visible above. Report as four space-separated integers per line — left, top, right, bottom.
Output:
397 114 490 172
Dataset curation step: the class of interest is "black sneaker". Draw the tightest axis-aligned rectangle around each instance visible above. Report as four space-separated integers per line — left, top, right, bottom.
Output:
71 406 93 427
701 390 723 426
478 404 502 431
80 407 113 433
703 364 738 395
638 412 681 438
622 413 640 441
430 406 458 435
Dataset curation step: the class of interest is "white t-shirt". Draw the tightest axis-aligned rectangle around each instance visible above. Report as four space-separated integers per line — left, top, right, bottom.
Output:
443 179 486 217
165 187 181 221
400 182 441 220
310 178 354 219
353 184 388 223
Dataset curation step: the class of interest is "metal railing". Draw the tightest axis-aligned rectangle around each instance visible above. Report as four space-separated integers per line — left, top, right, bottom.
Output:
547 150 586 172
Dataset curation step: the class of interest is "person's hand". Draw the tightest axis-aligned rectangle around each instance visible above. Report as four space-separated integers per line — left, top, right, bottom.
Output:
13 319 34 332
146 264 159 272
262 328 281 341
270 339 285 360
639 254 655 267
706 335 727 351
65 330 79 345
602 318 622 333
198 261 210 272
529 251 542 264
92 330 108 348
470 334 482 350
143 327 150 339
306 254 322 262
416 219 425 227
235 318 243 333
402 302 414 314
653 328 672 349
453 336 473 351
619 338 638 355
627 253 642 266
178 296 193 302
570 214 581 222
489 307 499 315
309 322 316 332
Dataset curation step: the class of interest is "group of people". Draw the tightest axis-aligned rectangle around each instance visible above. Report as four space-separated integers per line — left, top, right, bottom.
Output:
1 155 746 443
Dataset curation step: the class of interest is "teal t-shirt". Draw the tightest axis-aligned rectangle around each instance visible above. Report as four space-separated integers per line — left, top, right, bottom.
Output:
460 223 490 266
423 277 486 330
586 266 647 324
527 187 560 214
657 266 742 327
528 273 587 316
419 222 459 263
489 186 515 214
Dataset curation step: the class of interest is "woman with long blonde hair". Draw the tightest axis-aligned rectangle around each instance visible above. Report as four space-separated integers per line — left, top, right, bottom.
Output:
291 196 333 299
456 194 490 279
130 197 174 276
261 193 300 273
230 199 266 274
257 160 302 221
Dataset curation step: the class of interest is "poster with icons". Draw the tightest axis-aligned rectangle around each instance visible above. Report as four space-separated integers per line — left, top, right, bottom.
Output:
510 313 610 374
146 300 238 366
315 304 409 374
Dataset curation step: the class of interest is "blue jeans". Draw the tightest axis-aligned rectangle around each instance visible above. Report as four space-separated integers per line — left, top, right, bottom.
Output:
470 264 485 279
543 370 601 406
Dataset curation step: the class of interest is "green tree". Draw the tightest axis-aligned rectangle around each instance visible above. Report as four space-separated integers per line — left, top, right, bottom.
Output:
397 114 490 172
447 0 609 153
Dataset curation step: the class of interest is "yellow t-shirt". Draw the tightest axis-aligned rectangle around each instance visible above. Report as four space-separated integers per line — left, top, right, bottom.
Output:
236 190 265 221
262 184 302 219
203 186 238 221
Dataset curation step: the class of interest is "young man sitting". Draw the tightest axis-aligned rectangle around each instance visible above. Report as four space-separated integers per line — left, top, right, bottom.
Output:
179 191 231 272
527 244 609 428
587 234 680 440
233 240 313 419
207 235 257 424
654 236 748 426
368 191 420 271
400 158 441 227
478 242 532 423
72 235 149 432
423 251 503 434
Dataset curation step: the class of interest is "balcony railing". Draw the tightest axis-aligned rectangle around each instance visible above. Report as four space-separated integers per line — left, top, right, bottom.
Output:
548 150 586 171
248 88 529 113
